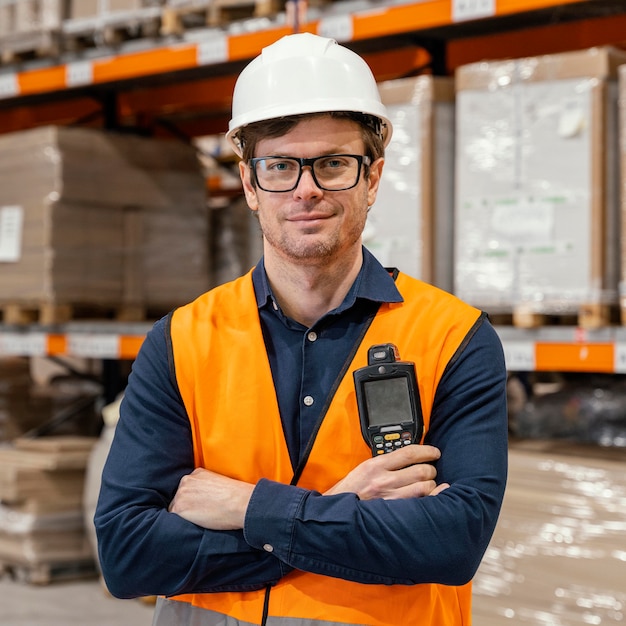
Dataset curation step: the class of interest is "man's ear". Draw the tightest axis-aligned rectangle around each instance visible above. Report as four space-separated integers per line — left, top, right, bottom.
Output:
239 160 259 211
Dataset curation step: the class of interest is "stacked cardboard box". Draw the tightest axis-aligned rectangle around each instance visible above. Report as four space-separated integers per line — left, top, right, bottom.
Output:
454 47 626 327
0 126 210 321
0 359 31 442
68 0 161 20
0 0 66 59
0 0 66 35
368 75 455 292
0 437 97 583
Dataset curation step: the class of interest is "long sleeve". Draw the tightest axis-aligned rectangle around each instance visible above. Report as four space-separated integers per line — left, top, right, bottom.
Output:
243 320 508 586
94 317 290 599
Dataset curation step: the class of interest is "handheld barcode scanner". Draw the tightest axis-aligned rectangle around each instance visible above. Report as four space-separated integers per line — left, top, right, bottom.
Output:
353 343 424 456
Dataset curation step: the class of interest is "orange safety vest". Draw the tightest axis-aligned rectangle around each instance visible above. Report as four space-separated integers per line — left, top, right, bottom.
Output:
161 269 483 626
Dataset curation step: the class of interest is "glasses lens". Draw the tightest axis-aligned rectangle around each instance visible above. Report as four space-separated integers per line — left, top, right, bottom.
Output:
254 157 300 192
313 156 360 190
253 155 363 192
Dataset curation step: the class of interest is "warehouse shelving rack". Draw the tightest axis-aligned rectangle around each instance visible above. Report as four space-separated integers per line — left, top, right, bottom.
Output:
3 0 626 371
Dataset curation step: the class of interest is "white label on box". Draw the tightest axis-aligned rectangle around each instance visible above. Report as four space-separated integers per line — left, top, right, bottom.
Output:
0 206 23 262
0 332 47 356
502 340 535 371
197 35 228 66
452 0 495 22
0 73 19 99
614 344 626 374
66 60 94 87
317 15 353 42
67 333 120 358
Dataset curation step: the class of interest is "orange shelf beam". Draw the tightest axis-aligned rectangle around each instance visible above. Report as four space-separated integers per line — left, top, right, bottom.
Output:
534 342 615 373
0 0 600 102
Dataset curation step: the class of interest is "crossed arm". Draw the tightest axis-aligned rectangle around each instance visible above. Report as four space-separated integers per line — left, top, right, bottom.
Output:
95 317 507 598
169 445 449 531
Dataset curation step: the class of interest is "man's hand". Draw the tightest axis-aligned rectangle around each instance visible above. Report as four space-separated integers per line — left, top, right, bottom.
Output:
324 445 449 500
170 446 448 530
169 468 254 530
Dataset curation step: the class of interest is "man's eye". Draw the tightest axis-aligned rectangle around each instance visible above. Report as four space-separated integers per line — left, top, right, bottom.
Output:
268 160 296 172
320 158 347 170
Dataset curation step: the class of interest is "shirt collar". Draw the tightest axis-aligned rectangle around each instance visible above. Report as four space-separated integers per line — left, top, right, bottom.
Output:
252 247 403 313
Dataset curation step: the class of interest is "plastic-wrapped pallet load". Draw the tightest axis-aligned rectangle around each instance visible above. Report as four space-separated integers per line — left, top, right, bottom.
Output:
0 0 66 60
454 47 626 328
367 75 455 292
617 64 626 325
473 441 626 624
0 126 210 323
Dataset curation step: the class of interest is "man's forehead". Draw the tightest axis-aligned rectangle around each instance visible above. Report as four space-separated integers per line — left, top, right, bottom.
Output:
256 116 364 154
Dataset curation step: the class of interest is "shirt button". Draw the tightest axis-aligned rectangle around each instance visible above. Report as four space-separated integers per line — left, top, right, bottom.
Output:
263 544 274 553
303 395 314 407
307 331 317 342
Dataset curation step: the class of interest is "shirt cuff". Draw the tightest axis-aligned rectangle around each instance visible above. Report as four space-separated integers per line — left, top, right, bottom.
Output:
243 477 309 560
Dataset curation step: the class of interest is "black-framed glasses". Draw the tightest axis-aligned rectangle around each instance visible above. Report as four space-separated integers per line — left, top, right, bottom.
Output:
249 154 371 192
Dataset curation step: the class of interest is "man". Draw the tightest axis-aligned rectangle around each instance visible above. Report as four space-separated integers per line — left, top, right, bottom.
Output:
95 33 508 626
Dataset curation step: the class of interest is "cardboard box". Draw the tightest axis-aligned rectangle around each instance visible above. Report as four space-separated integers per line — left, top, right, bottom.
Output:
454 47 625 320
69 0 152 21
0 437 96 575
0 126 210 317
15 0 67 32
68 0 99 19
367 75 455 292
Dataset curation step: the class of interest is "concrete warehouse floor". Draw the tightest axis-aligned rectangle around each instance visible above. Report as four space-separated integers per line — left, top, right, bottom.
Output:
0 578 154 625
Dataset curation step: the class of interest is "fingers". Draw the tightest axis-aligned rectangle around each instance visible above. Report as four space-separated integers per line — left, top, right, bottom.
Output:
361 457 436 499
429 482 450 497
375 444 441 470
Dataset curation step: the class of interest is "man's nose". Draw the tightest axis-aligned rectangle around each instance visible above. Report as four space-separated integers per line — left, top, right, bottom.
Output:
294 166 323 197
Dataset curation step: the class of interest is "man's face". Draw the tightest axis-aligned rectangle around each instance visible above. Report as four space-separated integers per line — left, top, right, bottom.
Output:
240 116 383 265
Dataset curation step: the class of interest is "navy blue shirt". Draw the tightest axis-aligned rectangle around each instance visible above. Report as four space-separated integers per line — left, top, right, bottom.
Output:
95 249 508 599
254 249 402 468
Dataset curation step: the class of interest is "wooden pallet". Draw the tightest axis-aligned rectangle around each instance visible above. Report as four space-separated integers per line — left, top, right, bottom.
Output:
488 303 618 329
0 302 149 325
160 0 283 34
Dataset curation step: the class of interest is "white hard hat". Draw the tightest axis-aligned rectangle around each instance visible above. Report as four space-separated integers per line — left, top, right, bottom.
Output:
226 33 392 156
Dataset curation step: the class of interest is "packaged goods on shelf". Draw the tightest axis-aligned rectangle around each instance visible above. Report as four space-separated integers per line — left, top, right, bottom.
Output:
454 47 626 324
0 0 66 60
0 126 210 322
211 197 263 286
160 0 282 34
65 0 162 36
69 0 154 19
0 357 99 442
1 0 66 33
618 65 626 325
194 134 262 286
473 442 626 625
368 75 455 292
0 358 33 443
0 437 98 583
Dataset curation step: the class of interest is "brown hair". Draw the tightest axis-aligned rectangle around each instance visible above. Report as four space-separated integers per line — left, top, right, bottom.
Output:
237 112 385 166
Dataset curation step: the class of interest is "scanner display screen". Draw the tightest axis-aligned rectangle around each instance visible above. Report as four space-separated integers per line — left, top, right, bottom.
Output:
363 376 412 426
